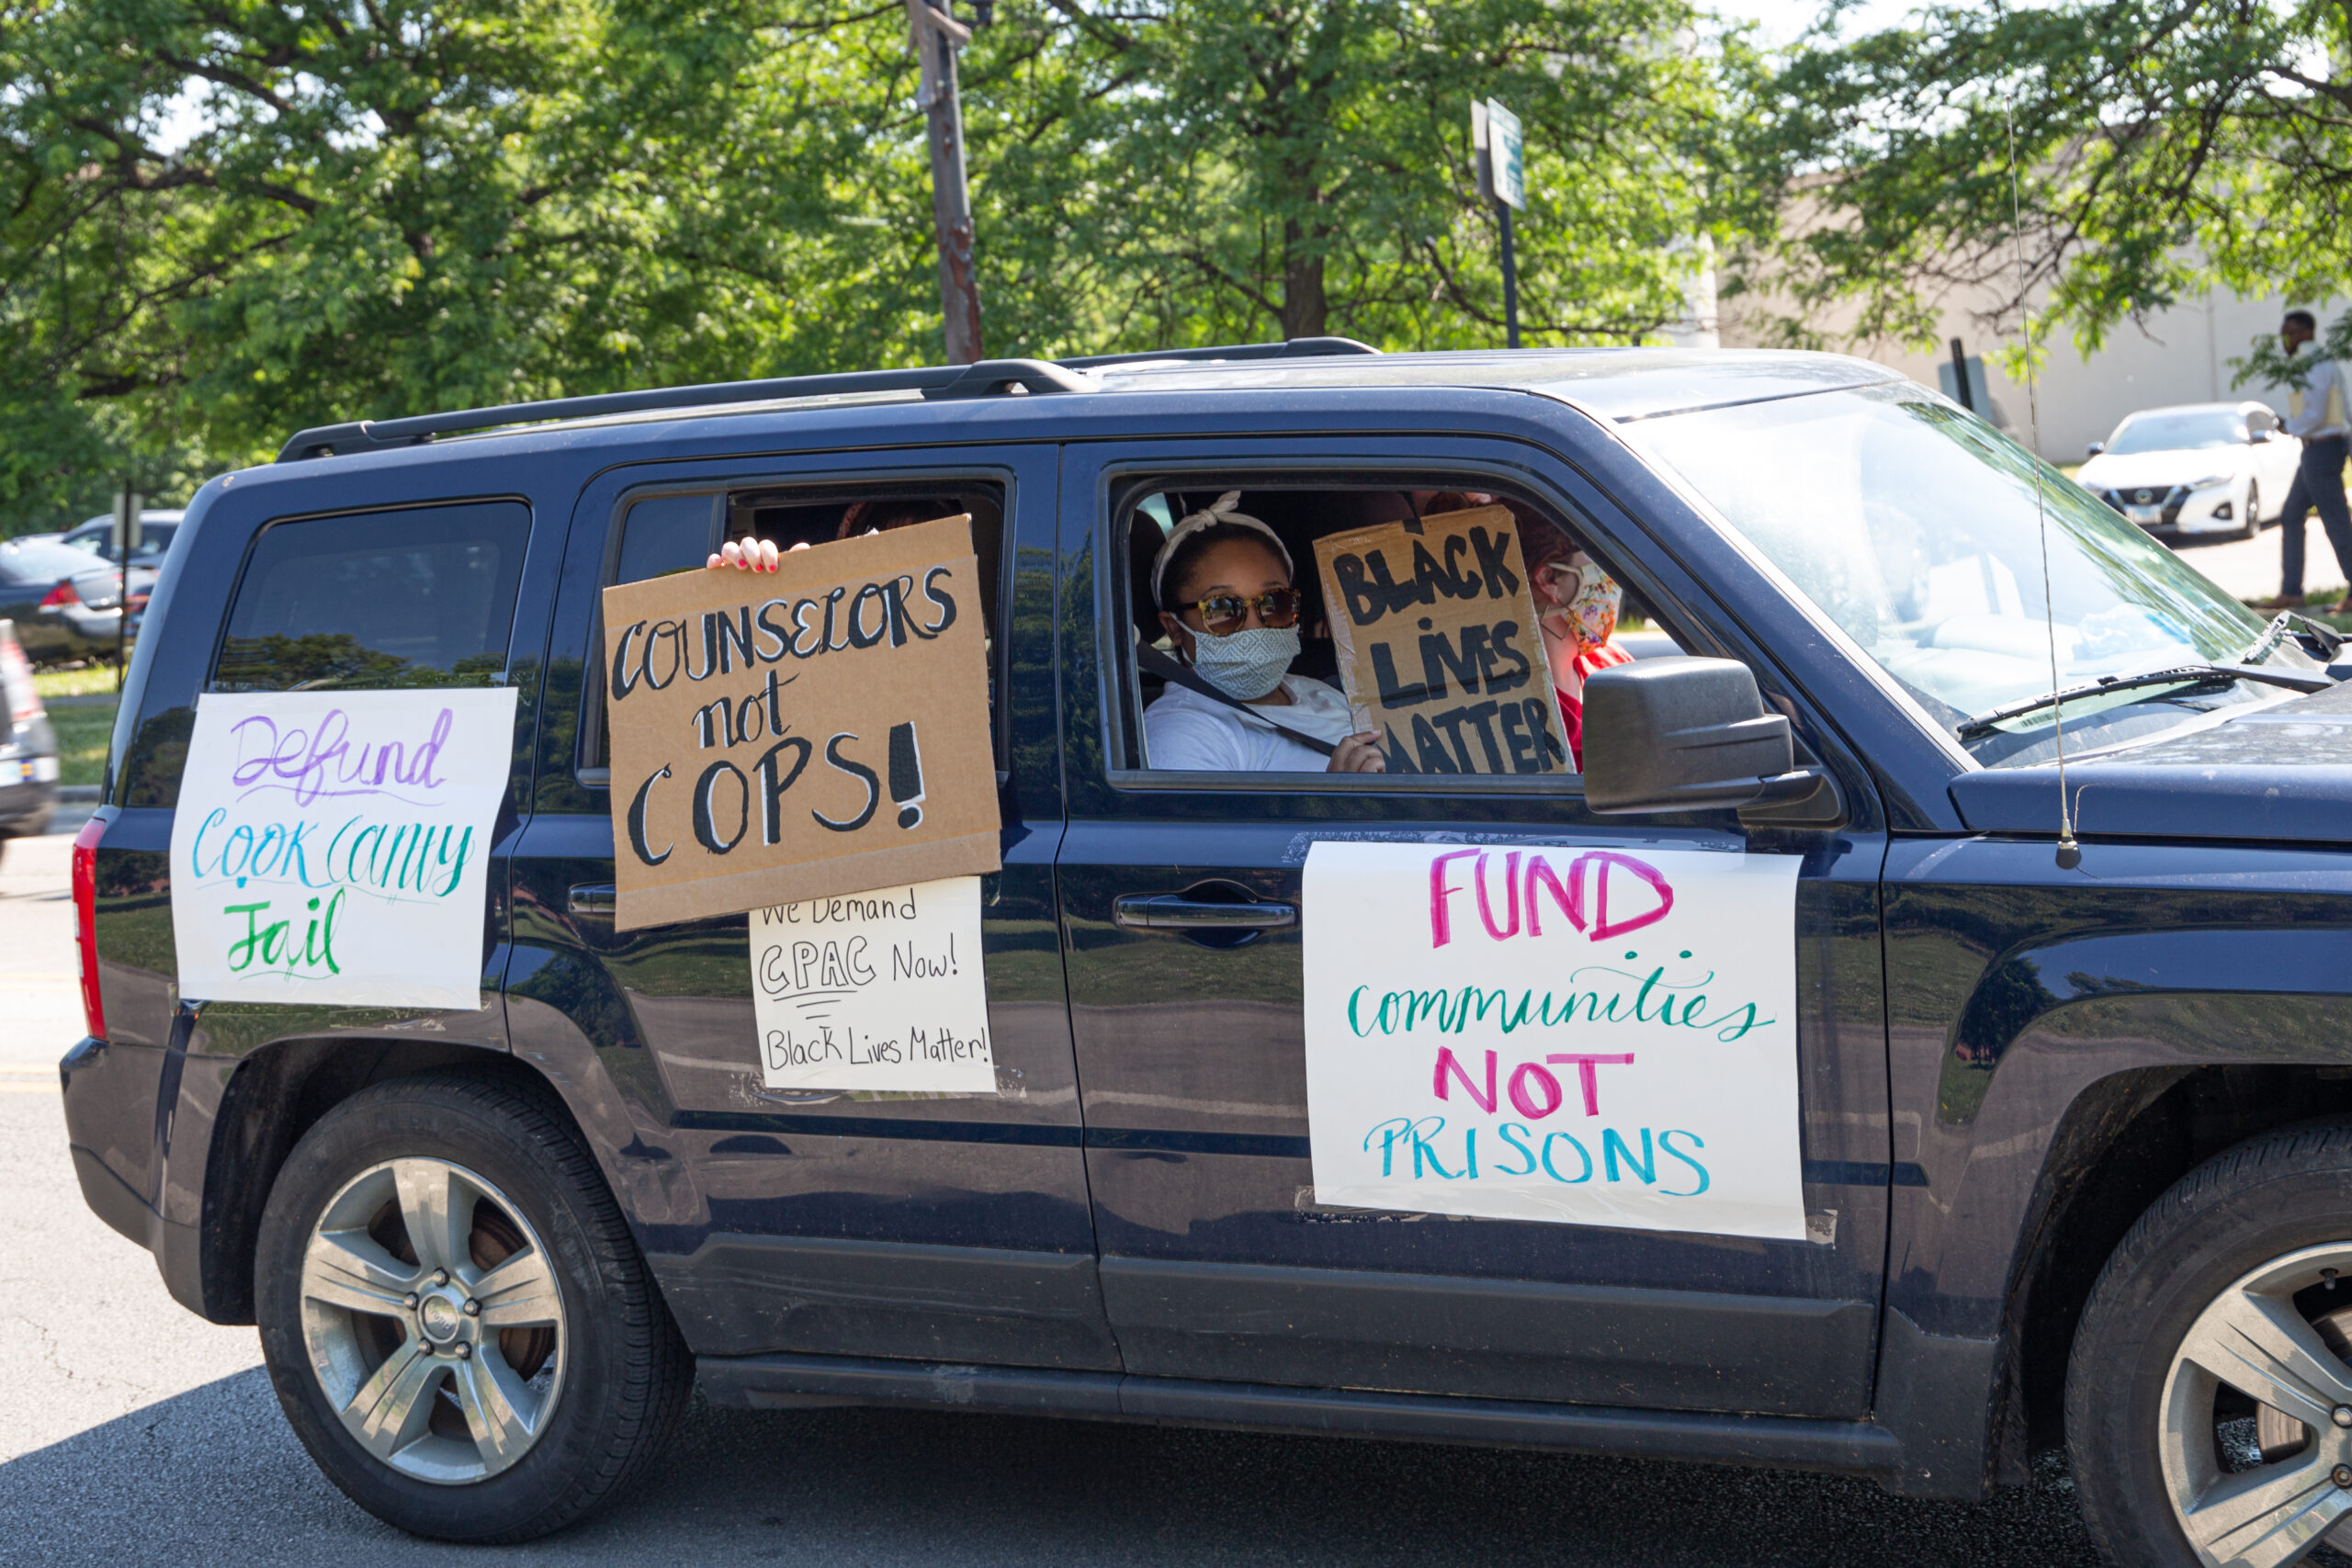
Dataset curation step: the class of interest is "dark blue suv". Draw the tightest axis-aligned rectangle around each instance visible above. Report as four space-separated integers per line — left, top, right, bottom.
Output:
58 343 2352 1566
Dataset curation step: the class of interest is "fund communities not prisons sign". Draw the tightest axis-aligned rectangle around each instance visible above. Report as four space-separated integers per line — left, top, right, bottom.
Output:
1302 840 1805 1240
1312 505 1568 775
601 514 1001 931
170 687 518 1010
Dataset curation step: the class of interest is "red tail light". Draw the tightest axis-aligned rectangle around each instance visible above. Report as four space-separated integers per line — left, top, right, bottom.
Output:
72 815 106 1042
40 580 79 609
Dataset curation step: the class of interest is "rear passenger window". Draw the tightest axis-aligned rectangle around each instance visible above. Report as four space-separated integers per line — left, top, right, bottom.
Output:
212 502 530 692
577 481 1006 777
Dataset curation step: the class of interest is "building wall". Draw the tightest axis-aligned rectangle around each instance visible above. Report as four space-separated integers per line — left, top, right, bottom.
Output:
1713 251 2315 463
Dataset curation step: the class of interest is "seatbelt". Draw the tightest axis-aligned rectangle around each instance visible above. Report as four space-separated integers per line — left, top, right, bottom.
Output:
1134 641 1338 757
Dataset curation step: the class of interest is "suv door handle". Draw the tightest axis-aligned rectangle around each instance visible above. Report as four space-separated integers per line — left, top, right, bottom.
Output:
568 883 617 917
1113 894 1297 931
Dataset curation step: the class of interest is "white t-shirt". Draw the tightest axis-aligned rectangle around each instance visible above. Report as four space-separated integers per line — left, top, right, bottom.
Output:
1143 675 1358 772
2288 355 2349 440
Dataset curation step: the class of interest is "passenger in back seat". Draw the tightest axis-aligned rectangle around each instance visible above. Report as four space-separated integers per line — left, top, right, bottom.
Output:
1521 512 1633 770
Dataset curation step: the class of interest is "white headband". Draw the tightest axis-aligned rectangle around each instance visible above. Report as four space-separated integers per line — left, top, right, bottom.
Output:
1148 491 1294 607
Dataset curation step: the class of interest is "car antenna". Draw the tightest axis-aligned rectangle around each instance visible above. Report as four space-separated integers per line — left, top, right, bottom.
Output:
2007 101 2081 870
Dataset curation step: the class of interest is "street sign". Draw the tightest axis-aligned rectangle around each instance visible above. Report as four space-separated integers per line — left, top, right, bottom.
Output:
1471 100 1525 348
1486 99 1524 211
110 489 142 558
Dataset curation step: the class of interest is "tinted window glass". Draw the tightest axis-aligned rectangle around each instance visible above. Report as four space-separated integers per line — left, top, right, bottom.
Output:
212 502 530 692
616 494 716 584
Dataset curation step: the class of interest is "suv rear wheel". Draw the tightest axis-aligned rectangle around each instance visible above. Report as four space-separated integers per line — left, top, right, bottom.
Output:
254 1071 691 1541
2069 1121 2352 1566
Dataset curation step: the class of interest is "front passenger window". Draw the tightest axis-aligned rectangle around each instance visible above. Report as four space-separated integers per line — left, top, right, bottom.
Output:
1115 479 1680 780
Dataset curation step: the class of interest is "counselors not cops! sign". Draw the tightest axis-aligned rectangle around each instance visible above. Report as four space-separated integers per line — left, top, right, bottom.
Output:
601 514 1001 931
1302 840 1804 1240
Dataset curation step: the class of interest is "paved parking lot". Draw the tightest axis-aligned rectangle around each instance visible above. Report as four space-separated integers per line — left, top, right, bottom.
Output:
0 827 2113 1567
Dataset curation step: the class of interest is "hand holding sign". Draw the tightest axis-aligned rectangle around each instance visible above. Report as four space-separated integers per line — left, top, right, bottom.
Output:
601 515 1001 930
1311 506 1568 775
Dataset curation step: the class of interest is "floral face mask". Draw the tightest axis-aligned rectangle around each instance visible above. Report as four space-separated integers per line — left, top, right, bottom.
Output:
1537 556 1622 657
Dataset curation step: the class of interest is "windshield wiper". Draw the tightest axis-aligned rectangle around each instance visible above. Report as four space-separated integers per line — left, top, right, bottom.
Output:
1957 663 2335 741
2241 609 2345 666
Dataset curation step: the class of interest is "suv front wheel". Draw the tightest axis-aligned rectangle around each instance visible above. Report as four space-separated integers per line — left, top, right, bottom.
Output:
254 1071 691 1541
2070 1121 2352 1567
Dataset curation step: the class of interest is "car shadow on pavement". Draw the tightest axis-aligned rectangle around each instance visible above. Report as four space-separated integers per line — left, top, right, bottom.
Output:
0 1368 2113 1567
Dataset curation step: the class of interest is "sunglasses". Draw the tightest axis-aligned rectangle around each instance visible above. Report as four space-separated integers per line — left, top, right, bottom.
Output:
1184 588 1302 635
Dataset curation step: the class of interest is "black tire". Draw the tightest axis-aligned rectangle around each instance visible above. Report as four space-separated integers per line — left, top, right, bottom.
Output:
2068 1119 2352 1567
254 1070 692 1542
2245 481 2263 539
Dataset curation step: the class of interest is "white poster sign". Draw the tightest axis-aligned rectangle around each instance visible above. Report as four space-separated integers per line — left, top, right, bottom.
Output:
751 875 994 1093
170 688 517 1010
1303 841 1805 1240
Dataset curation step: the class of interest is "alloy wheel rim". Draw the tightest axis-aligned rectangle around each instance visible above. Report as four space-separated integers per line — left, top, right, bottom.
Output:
299 1156 567 1485
2160 1241 2352 1566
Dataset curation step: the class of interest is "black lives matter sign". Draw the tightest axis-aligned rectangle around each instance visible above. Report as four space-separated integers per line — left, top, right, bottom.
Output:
1313 505 1567 775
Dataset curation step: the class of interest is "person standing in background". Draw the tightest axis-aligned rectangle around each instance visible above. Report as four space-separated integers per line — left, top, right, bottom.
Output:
2270 309 2352 613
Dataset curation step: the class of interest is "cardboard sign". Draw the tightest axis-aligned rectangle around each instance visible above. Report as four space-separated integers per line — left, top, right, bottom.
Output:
169 687 517 1010
602 515 1001 931
1311 505 1567 775
1302 840 1805 1239
751 875 994 1092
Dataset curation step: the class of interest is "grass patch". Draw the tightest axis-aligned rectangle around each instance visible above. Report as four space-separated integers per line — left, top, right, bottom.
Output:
34 664 121 699
47 697 117 787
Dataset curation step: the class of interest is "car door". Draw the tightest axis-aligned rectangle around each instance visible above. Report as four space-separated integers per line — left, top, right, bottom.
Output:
504 441 1117 1371
1054 433 1893 1417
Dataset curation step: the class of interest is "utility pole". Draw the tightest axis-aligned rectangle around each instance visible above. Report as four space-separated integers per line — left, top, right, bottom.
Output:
109 483 141 691
909 0 984 365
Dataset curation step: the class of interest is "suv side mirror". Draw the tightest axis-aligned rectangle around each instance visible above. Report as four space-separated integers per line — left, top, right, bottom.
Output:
2251 428 2273 444
1581 657 1824 816
2085 442 2105 457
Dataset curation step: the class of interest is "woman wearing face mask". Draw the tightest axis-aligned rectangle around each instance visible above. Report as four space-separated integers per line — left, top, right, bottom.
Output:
1523 517 1634 770
1142 494 1385 773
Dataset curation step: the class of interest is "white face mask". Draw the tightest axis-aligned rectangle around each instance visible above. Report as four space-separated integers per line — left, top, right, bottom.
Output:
1188 625 1299 701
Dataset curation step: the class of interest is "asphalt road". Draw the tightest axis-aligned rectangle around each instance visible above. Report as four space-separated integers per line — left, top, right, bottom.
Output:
2171 522 2305 603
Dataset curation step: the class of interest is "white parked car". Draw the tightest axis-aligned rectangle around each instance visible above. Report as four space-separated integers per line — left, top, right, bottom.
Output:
2076 400 2300 538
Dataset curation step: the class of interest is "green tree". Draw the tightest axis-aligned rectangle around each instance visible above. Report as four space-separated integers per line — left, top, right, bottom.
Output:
967 0 1753 352
5 0 1755 526
1740 0 2352 381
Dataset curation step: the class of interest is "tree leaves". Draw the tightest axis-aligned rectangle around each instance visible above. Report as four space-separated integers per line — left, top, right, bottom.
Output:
4 0 1740 526
1738 0 2352 385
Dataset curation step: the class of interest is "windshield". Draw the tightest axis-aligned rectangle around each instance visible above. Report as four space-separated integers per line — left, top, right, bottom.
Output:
2105 410 2245 454
1632 382 2298 768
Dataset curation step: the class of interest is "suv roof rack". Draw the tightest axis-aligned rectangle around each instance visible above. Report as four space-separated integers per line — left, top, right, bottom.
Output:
274 357 1096 463
273 337 1382 462
1057 336 1380 369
